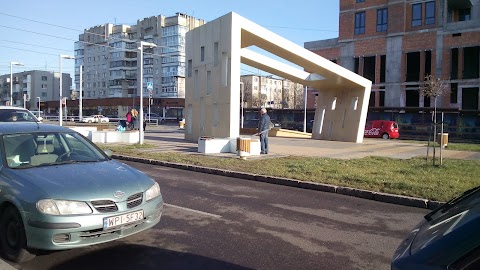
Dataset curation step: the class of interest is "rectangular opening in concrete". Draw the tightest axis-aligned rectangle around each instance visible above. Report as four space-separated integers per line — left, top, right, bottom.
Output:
380 55 386 83
451 48 458 79
222 52 228 87
207 71 212 95
423 95 430 107
363 56 376 82
354 57 360 74
406 89 420 107
447 0 472 22
369 91 375 107
379 88 385 107
214 42 219 66
462 87 479 110
450 83 458 104
406 52 420 82
424 50 432 77
463 46 479 79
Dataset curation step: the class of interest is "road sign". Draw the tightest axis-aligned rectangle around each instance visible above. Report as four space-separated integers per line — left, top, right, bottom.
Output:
146 82 153 91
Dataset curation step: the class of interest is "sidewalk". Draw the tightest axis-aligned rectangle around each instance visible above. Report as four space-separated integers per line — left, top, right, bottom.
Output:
142 124 480 160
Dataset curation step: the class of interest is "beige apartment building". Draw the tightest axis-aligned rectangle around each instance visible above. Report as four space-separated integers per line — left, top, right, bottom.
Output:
74 13 205 118
240 75 304 109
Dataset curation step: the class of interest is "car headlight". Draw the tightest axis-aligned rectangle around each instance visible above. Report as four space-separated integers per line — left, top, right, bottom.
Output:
37 199 92 215
145 182 161 201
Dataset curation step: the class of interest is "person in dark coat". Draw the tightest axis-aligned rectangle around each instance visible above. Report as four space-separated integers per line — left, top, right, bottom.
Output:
257 107 271 154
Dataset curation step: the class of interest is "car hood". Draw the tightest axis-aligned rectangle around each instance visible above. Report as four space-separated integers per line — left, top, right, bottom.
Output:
8 160 155 201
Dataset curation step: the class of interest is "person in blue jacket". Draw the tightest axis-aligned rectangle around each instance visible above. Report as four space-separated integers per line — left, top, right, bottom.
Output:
257 107 271 154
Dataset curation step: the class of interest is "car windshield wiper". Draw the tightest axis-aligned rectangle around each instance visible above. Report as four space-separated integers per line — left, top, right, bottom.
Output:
52 160 99 165
425 185 480 221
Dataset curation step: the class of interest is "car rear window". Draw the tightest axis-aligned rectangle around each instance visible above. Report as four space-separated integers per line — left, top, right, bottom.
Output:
0 109 38 122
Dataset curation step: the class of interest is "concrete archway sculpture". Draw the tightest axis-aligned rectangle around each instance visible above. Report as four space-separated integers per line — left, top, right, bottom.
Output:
185 12 371 151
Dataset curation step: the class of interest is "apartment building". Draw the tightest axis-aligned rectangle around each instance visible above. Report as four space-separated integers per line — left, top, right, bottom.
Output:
240 75 305 109
305 0 480 111
0 70 71 112
74 13 205 117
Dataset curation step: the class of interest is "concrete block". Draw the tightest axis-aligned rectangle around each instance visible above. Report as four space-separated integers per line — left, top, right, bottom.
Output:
91 131 106 143
105 131 120 143
120 131 139 143
198 138 231 153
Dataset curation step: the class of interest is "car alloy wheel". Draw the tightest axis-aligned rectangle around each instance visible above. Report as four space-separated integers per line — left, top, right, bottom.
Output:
0 207 35 262
382 133 390 139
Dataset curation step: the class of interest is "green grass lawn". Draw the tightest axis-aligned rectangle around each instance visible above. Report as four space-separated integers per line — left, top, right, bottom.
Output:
100 143 480 202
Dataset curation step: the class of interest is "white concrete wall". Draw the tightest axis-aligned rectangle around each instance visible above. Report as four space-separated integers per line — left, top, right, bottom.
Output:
185 13 241 141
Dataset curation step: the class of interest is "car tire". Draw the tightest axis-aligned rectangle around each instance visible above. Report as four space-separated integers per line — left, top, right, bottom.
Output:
382 133 390 139
88 120 92 123
0 206 35 262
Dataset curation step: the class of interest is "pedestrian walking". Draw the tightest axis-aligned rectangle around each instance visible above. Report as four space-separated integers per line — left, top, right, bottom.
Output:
257 107 271 154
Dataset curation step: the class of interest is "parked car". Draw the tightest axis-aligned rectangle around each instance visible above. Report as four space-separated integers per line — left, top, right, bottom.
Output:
81 115 109 123
0 123 163 262
364 120 399 139
391 185 480 270
144 113 165 124
0 106 41 123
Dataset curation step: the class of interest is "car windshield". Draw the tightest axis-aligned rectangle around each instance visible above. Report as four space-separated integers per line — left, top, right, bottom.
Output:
0 109 39 122
3 131 109 168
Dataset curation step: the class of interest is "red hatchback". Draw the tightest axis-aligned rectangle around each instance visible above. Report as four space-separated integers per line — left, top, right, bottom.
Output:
364 120 399 139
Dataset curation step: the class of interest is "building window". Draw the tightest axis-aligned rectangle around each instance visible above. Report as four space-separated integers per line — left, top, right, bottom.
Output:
450 83 458 104
41 84 47 89
425 1 435 25
377 8 388 32
41 76 47 81
355 12 365 35
412 3 422 26
459 8 471 21
201 46 205 62
187 59 192 77
356 0 365 2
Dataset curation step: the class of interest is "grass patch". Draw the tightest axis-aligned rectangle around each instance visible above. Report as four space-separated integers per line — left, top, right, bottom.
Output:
99 144 480 202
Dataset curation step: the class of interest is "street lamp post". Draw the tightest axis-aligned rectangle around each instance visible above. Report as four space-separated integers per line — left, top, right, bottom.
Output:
240 81 244 128
303 85 307 133
79 65 83 121
138 41 157 144
10 61 24 106
59 54 74 126
37 97 41 117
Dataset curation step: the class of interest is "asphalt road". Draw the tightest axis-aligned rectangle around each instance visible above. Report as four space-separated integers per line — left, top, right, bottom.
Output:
11 161 429 270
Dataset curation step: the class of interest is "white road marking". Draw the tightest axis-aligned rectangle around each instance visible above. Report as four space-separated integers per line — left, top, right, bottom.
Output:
164 203 222 219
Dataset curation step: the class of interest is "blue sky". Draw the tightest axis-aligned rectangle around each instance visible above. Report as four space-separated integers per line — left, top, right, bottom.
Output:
0 0 339 81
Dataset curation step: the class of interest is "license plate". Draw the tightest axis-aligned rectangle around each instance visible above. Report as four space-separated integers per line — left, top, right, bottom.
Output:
103 210 144 229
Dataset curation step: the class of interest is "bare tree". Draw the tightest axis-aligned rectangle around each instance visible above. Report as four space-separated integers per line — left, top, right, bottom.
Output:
293 83 304 109
241 80 252 108
419 75 449 166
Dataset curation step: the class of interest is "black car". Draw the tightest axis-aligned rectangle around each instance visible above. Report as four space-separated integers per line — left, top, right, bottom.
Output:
391 185 480 269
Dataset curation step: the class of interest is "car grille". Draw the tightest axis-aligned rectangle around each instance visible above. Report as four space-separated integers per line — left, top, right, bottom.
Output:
90 192 143 212
91 200 118 212
127 192 143 208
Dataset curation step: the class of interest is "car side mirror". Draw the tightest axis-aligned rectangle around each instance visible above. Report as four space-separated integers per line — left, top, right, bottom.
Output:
104 149 113 158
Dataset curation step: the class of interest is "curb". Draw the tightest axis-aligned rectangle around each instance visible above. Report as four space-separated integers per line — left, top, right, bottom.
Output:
113 154 443 210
